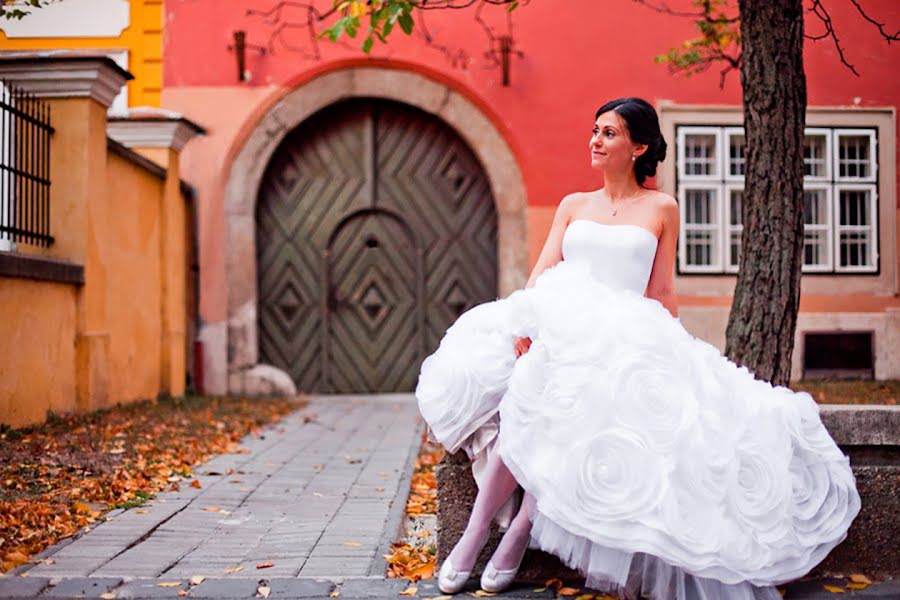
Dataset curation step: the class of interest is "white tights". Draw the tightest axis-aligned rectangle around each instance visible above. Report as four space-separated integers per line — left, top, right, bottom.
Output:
446 450 535 571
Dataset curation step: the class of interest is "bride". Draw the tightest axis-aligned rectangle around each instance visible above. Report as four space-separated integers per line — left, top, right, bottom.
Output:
415 97 860 599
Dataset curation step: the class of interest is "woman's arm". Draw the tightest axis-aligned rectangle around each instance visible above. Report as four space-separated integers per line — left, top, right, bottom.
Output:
524 194 578 289
644 196 680 318
514 195 577 357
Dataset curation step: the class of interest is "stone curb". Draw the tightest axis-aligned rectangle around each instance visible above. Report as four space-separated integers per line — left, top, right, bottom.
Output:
1 576 898 599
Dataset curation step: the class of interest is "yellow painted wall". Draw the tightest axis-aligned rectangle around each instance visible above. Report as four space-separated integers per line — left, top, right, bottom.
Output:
0 278 78 427
0 0 163 108
105 151 163 405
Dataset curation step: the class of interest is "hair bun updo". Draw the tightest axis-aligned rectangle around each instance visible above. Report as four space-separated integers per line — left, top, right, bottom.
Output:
595 97 667 186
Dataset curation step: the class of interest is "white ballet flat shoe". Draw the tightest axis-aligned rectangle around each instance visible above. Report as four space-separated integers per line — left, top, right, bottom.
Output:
438 556 472 594
480 559 520 593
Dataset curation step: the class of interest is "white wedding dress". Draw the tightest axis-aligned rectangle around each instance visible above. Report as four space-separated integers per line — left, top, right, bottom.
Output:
416 219 861 600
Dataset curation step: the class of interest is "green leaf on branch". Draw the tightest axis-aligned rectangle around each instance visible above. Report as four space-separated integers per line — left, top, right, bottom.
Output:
398 12 414 35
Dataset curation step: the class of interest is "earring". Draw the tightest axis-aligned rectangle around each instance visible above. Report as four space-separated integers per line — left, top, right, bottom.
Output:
631 155 636 161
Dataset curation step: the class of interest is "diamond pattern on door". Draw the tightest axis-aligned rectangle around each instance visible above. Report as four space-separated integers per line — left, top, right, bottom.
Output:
256 99 498 392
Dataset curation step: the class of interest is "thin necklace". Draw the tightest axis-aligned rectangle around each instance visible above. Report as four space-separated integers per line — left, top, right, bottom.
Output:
606 190 645 217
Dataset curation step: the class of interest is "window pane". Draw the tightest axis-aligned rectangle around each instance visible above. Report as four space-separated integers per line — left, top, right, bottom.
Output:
686 228 716 266
803 189 828 225
803 134 828 178
839 230 872 267
728 134 745 177
729 189 743 225
730 229 742 268
839 189 870 226
685 188 716 224
838 134 872 179
803 229 829 267
684 134 717 176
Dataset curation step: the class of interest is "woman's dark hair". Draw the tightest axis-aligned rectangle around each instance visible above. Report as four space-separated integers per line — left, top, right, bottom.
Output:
595 97 667 187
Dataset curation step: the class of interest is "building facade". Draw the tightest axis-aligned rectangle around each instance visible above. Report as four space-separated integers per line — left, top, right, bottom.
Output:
5 0 898 394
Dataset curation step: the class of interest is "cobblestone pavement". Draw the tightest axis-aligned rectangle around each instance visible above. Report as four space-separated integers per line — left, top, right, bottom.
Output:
2 395 424 596
1 394 896 599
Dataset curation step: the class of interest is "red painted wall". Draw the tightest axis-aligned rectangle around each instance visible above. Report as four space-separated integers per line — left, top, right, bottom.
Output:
164 0 899 209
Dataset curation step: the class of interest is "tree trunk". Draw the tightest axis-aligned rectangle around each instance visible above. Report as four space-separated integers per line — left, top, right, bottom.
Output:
725 0 807 386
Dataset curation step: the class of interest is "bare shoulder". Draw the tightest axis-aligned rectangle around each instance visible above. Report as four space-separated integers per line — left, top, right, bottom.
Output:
648 191 679 223
647 190 677 209
555 192 589 220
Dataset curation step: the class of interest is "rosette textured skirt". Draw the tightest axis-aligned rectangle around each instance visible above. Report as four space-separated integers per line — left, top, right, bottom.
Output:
416 259 860 600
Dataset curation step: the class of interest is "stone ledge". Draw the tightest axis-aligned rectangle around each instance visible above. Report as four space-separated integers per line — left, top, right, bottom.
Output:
819 405 900 446
0 52 132 108
0 251 84 285
107 107 206 152
436 405 900 582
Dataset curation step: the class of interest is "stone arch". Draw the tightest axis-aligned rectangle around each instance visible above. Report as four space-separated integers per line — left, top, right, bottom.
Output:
223 66 528 389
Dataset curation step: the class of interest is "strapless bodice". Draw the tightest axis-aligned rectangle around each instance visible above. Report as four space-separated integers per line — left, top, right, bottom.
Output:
561 219 658 294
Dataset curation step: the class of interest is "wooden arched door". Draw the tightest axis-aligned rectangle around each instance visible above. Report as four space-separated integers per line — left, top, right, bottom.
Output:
256 98 497 393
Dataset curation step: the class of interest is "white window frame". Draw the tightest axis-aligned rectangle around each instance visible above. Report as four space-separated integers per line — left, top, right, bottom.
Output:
834 183 878 273
675 124 879 275
834 129 877 183
679 183 723 273
723 127 746 182
723 183 743 273
677 126 722 182
801 184 833 272
803 128 832 183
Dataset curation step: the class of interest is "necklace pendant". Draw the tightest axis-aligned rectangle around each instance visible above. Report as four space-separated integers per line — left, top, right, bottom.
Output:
612 208 617 216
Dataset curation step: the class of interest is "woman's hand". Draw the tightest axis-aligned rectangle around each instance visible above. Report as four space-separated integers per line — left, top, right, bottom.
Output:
513 336 532 358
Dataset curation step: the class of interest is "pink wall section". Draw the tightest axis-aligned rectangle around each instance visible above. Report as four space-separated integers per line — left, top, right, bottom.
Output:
162 0 899 325
164 0 899 208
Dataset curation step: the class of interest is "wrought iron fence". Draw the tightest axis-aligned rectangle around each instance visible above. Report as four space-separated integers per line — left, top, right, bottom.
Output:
0 79 53 248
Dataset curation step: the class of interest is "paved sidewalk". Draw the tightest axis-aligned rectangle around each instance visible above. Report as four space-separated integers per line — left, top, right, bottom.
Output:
2 395 423 592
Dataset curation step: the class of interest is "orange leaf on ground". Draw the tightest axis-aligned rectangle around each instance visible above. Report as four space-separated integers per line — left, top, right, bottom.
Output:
190 479 202 489
558 588 581 596
256 562 274 569
822 584 845 593
545 578 563 591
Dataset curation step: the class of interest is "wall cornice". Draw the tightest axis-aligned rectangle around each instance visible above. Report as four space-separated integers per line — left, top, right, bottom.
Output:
0 52 133 108
108 107 206 151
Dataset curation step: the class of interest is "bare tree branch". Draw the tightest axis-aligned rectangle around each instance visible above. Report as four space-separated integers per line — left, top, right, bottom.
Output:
636 0 739 22
848 0 899 42
247 0 526 82
806 0 859 76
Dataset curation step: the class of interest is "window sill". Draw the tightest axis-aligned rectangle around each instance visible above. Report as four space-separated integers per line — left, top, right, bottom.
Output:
0 251 84 286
